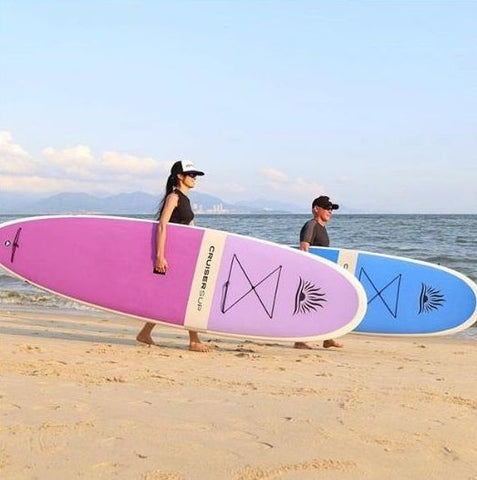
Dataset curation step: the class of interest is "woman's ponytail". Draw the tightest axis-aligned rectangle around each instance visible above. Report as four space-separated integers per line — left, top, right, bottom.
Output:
156 173 178 219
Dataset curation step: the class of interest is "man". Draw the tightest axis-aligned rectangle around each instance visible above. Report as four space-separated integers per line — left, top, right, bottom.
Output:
294 195 344 350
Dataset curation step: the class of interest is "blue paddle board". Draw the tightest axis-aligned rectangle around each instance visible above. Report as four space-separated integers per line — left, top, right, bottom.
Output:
306 246 477 335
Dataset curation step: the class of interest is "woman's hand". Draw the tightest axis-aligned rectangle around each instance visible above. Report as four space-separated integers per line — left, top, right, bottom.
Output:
155 257 168 274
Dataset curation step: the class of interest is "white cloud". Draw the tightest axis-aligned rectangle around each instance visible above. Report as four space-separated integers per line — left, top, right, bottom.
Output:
0 130 38 175
259 167 326 201
260 167 289 183
100 151 162 177
42 145 95 179
0 133 329 205
0 131 171 194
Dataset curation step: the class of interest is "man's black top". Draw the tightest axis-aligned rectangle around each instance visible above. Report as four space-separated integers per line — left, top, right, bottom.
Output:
299 219 330 247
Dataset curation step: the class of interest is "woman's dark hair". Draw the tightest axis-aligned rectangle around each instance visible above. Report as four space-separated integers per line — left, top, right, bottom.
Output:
156 169 180 219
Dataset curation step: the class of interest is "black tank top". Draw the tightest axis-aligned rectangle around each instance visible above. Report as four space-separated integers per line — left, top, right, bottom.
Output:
169 189 194 225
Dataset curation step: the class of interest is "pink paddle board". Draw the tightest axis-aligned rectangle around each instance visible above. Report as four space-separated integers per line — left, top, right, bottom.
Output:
0 215 366 341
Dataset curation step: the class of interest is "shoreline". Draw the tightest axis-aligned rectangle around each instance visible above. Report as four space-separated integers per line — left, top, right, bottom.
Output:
1 309 476 479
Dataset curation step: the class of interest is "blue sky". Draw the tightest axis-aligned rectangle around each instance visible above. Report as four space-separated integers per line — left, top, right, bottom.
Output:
1 0 476 213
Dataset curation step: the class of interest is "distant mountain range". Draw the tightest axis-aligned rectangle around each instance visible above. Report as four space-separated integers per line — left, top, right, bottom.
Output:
0 191 311 215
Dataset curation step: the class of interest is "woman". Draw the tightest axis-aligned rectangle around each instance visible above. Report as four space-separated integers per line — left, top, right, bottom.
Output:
136 160 212 352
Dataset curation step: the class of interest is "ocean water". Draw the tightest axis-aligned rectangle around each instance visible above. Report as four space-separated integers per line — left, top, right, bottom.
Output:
1 213 476 339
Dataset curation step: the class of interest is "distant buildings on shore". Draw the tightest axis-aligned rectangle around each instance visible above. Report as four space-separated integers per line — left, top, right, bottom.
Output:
192 203 227 214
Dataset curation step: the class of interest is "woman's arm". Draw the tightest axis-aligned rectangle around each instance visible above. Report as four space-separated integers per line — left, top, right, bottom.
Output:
155 193 179 272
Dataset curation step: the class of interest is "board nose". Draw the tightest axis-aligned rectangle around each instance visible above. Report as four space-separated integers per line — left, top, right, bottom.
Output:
0 225 21 266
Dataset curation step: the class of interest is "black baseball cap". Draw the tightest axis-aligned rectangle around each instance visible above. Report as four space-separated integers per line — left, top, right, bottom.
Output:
312 196 339 210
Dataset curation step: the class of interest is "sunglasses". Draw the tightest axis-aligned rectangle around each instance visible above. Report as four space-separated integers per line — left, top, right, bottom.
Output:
185 172 199 179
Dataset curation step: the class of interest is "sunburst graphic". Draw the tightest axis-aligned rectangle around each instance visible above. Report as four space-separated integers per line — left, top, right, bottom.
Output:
418 283 445 314
293 277 327 315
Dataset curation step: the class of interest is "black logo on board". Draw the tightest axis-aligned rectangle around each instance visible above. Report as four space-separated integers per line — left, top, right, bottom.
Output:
418 283 445 314
293 277 327 315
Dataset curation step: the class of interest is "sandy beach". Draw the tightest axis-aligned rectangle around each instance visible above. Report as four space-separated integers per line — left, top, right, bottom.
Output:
0 309 475 480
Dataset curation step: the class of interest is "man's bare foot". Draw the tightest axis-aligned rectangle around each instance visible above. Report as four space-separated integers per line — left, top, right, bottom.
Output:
136 333 157 346
189 341 213 352
322 339 343 348
294 342 313 349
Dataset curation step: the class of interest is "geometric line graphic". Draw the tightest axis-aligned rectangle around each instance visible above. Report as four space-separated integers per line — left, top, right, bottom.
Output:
220 254 282 319
418 283 445 314
293 277 327 315
358 268 402 319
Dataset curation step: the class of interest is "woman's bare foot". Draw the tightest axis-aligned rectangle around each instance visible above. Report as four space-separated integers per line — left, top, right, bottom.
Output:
322 339 343 348
136 333 157 346
188 331 212 352
136 322 157 345
294 342 313 349
189 341 213 352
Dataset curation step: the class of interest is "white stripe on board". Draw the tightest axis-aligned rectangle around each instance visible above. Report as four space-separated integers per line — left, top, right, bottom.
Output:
337 249 359 275
184 229 227 331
